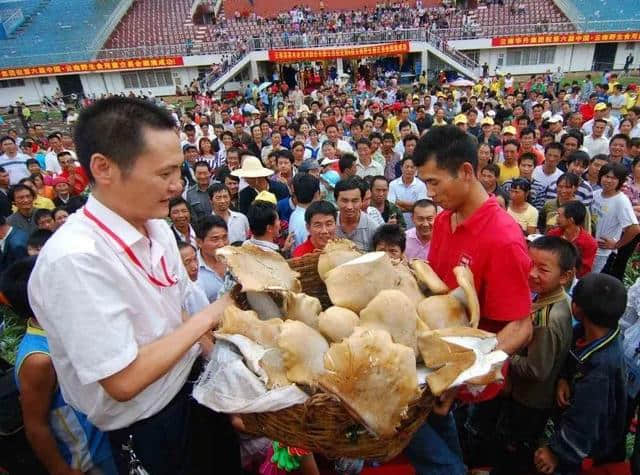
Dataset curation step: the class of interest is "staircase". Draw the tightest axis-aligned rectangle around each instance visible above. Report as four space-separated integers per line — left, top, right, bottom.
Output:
424 31 480 80
202 52 252 92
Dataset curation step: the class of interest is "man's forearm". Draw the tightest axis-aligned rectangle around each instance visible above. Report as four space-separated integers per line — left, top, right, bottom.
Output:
495 316 533 354
100 294 231 401
617 225 640 249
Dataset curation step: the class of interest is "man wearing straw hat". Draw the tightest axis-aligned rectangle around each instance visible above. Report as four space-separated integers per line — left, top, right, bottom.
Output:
234 156 289 215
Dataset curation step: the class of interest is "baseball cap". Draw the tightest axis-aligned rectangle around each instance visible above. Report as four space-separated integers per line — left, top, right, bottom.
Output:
454 114 468 125
502 126 517 135
548 114 563 124
254 190 277 205
542 110 552 121
320 157 338 166
481 117 494 126
594 102 607 111
320 170 340 188
298 159 321 173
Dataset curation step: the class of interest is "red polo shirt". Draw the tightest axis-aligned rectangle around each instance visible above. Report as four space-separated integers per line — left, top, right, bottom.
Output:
292 237 316 258
428 196 532 333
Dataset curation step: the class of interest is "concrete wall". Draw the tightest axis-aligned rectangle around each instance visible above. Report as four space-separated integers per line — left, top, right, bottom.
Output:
0 76 60 107
470 43 596 75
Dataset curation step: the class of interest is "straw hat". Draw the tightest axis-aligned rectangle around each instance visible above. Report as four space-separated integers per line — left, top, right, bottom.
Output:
231 156 274 178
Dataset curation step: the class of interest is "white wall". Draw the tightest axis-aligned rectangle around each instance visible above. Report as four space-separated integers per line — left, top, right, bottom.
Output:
0 76 59 107
476 43 596 75
614 42 640 70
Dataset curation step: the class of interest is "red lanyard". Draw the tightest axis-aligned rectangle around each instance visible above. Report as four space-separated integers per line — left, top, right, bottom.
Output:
83 207 177 288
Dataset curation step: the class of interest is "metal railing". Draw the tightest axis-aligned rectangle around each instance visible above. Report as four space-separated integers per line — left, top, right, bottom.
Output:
2 28 480 71
435 19 640 40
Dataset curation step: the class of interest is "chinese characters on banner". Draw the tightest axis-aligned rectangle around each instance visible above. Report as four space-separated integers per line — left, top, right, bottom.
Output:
0 56 185 80
491 31 640 47
268 41 410 62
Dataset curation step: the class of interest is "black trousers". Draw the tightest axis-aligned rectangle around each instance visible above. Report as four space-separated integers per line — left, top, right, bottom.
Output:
107 360 241 475
608 234 640 281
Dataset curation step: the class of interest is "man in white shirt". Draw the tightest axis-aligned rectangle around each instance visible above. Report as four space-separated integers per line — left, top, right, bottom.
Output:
355 138 384 178
210 182 249 243
288 173 320 249
44 133 76 175
0 135 29 184
532 142 565 196
318 124 353 159
389 156 428 228
27 97 240 473
583 119 611 158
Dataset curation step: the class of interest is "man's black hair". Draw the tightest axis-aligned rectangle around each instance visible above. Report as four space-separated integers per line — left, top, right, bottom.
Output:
598 162 628 190
566 151 590 168
74 97 176 183
557 172 580 188
194 160 211 172
25 158 39 168
356 137 371 148
610 133 631 148
334 176 364 200
559 200 587 227
169 196 189 212
208 182 229 199
398 120 412 131
9 183 36 201
545 142 564 155
293 173 320 205
338 154 357 174
370 175 388 190
413 198 436 213
33 208 53 225
0 256 37 319
572 273 627 329
413 125 478 175
520 127 535 138
529 235 578 273
177 241 196 252
276 149 295 164
372 224 407 252
562 130 584 147
27 229 53 250
0 135 15 144
304 200 337 224
247 200 278 237
403 133 419 146
518 152 537 165
196 214 228 240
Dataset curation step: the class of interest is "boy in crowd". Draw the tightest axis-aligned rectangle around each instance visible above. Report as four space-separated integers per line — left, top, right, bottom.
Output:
465 236 576 474
5 257 116 474
535 273 628 474
372 223 406 260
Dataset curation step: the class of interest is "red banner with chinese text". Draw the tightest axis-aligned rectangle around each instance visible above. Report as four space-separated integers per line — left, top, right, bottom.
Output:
0 56 184 80
268 41 410 62
491 31 640 47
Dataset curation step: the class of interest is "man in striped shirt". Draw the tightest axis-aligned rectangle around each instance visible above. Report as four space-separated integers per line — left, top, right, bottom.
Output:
541 151 594 208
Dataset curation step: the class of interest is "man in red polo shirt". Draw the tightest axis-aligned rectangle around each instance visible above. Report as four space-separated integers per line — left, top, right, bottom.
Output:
292 200 337 258
406 125 533 475
58 151 89 195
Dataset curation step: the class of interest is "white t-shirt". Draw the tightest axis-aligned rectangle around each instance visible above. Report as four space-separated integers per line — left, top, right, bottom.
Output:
28 195 198 431
532 166 564 192
388 177 428 228
592 190 638 258
583 135 610 158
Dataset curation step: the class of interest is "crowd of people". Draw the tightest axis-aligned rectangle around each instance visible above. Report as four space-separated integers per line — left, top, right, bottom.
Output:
1 65 640 475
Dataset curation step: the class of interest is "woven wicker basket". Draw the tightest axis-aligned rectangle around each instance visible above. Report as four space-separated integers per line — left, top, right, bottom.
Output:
238 252 434 462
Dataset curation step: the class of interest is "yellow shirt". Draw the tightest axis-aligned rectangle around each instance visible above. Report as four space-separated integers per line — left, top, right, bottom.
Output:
387 116 400 140
497 163 520 185
508 204 539 232
11 195 55 213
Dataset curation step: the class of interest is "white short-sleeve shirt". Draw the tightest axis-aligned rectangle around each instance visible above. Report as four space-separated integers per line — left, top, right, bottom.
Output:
28 195 198 431
592 190 639 259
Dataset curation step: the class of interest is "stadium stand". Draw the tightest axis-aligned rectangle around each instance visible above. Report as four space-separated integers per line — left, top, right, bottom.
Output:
0 0 121 67
560 0 640 31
